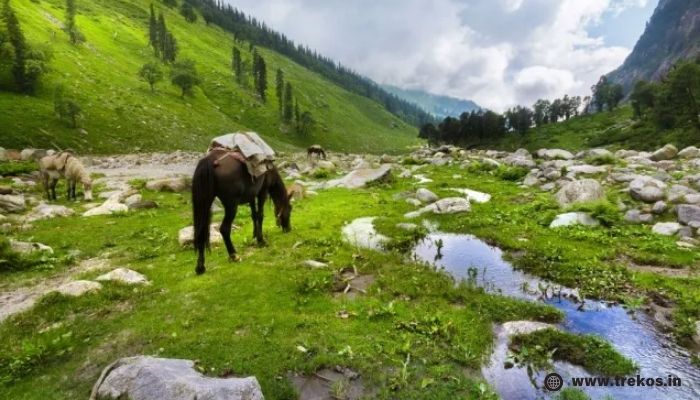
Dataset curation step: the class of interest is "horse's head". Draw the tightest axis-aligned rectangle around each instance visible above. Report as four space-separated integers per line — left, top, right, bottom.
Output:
82 177 93 201
276 202 292 232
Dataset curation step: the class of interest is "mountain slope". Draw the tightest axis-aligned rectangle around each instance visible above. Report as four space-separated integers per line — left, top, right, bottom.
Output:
382 85 480 119
0 0 419 154
608 0 700 91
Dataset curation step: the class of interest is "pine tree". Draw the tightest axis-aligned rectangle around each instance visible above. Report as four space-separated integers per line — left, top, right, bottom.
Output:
157 13 167 60
232 46 241 83
252 51 267 102
163 31 178 63
294 100 300 129
3 0 26 91
149 4 158 56
275 68 284 115
283 82 293 122
65 0 82 44
180 1 197 23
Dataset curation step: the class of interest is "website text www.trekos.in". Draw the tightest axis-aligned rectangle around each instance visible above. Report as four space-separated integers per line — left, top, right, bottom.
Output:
543 373 682 392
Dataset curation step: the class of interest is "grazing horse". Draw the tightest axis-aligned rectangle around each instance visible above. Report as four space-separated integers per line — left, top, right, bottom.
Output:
39 152 93 201
306 145 326 160
191 149 292 275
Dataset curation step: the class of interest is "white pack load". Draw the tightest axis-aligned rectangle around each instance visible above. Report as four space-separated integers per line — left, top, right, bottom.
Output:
209 132 276 177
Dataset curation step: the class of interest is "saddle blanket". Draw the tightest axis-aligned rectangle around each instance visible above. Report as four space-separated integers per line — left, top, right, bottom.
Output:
209 132 276 177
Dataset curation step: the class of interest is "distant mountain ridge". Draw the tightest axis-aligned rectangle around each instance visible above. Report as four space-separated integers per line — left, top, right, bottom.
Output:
608 0 700 90
381 85 481 119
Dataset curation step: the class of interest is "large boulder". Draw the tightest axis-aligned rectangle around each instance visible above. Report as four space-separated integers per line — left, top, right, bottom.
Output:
678 146 700 159
549 212 599 228
677 204 700 225
650 144 678 161
554 179 605 206
89 356 263 400
10 240 53 254
96 268 150 285
536 149 574 160
178 224 224 247
145 177 191 192
0 194 26 213
416 188 438 204
317 165 392 189
83 195 129 217
629 176 667 203
624 209 654 224
652 222 681 236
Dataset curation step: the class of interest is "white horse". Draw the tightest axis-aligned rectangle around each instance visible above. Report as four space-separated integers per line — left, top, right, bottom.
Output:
39 152 93 201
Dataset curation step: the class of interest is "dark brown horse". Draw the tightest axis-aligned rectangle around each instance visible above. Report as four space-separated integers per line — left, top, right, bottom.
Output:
191 149 292 274
306 145 326 160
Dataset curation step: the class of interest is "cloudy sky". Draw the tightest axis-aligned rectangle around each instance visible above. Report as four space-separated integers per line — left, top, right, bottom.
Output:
223 0 657 111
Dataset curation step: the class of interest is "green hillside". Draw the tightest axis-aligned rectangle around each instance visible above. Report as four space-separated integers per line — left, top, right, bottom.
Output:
0 0 419 154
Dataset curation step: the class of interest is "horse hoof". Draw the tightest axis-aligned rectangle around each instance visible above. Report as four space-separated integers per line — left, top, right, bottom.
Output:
195 266 206 275
229 254 241 262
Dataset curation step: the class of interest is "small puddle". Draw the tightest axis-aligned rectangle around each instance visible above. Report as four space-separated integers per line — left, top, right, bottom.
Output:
413 233 700 400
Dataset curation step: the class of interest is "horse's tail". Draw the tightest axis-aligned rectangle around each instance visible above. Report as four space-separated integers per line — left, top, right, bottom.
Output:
192 156 216 254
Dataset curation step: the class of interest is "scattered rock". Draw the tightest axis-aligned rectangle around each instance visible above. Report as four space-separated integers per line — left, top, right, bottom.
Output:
55 280 102 297
128 200 159 210
677 204 700 225
625 209 654 224
452 188 491 203
629 176 667 203
303 260 328 269
178 224 225 247
145 177 191 192
536 149 574 160
651 201 667 215
318 165 392 189
416 188 438 204
549 212 599 228
124 194 143 207
0 194 26 213
678 146 700 159
10 240 53 254
96 268 150 285
89 356 263 400
652 222 681 236
83 194 129 217
650 144 678 161
406 197 471 218
25 203 74 222
554 179 605 206
502 321 557 337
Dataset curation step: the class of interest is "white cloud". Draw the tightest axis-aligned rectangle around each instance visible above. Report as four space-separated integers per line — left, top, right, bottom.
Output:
222 0 649 111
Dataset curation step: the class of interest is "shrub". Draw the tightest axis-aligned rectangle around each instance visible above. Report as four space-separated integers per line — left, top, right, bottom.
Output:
495 166 529 181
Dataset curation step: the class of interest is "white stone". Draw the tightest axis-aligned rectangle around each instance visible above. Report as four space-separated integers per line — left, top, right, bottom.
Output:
24 203 74 222
451 188 491 203
124 194 143 207
0 194 26 213
549 212 599 228
416 188 438 204
554 179 605 206
342 217 388 250
678 146 700 159
303 260 327 268
536 149 574 160
10 240 53 254
83 194 129 217
652 222 682 236
650 144 678 161
96 268 150 285
55 280 102 297
317 165 392 189
90 356 263 400
406 197 471 218
178 224 224 247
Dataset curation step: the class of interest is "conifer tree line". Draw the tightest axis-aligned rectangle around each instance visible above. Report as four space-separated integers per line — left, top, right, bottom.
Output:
0 0 51 94
148 4 178 63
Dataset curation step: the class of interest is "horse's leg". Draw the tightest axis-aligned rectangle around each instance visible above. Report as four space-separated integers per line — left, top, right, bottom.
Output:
42 173 50 200
50 177 58 201
255 192 267 245
69 179 76 201
221 202 240 262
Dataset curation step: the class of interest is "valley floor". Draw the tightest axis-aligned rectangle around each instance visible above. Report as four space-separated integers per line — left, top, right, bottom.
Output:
0 147 699 399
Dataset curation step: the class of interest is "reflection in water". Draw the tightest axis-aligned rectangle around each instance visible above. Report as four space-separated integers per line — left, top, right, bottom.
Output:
413 233 700 400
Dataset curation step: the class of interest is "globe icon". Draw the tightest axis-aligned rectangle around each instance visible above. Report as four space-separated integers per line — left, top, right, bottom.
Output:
544 373 564 391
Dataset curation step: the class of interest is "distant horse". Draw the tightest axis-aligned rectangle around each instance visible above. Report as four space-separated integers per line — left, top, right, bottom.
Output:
39 151 93 201
191 149 292 274
307 145 326 160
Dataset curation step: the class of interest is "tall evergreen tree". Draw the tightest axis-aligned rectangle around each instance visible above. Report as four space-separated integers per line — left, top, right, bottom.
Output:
3 0 26 91
65 0 82 44
283 82 293 122
232 46 241 83
294 100 300 129
149 4 158 55
180 1 197 23
275 68 284 115
252 51 267 101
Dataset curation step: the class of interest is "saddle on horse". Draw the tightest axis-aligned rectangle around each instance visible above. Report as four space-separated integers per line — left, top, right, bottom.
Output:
208 132 276 179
